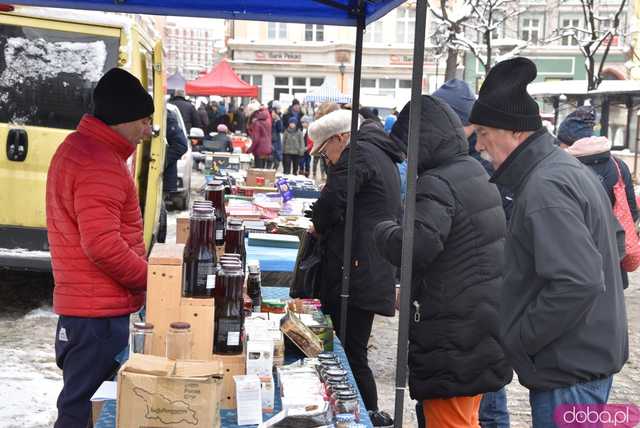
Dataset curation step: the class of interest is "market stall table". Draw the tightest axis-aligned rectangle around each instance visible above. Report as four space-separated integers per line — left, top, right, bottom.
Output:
94 287 373 427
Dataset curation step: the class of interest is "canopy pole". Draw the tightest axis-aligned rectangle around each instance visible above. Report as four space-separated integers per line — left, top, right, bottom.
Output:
394 0 427 426
339 0 365 346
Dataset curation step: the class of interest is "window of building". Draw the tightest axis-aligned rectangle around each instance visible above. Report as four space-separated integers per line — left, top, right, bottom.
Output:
399 79 412 88
305 24 325 42
268 22 288 40
273 76 326 101
362 79 377 88
364 20 384 43
396 7 416 43
561 17 581 46
361 78 411 97
521 16 543 44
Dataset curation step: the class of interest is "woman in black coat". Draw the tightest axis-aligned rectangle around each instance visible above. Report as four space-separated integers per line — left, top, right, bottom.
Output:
308 109 403 426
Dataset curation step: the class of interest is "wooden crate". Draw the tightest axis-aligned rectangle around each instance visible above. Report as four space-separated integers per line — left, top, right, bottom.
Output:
213 351 246 409
146 244 184 357
147 244 216 360
180 298 215 360
176 214 190 244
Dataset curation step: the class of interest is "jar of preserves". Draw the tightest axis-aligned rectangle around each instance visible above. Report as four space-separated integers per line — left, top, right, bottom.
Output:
166 322 192 360
213 264 244 354
335 391 360 421
205 180 226 246
247 260 262 312
224 220 245 265
182 206 217 298
131 322 154 355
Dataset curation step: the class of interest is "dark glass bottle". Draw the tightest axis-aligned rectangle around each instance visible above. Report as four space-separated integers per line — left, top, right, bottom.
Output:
247 260 262 313
182 206 217 298
224 219 245 266
213 263 244 354
205 180 226 246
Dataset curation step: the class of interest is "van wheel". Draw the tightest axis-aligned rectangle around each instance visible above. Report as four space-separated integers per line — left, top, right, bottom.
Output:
157 203 167 243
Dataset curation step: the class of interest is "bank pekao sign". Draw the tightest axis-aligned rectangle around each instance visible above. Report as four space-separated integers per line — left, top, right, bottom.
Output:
255 51 302 62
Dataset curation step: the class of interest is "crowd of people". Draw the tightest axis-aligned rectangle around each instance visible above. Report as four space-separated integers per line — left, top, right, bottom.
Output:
44 57 634 428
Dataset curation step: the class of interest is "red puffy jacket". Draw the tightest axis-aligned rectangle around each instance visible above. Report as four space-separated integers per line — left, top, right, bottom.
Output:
247 108 273 157
46 114 147 317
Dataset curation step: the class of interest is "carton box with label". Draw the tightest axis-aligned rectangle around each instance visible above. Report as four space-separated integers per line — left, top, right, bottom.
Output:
116 354 223 428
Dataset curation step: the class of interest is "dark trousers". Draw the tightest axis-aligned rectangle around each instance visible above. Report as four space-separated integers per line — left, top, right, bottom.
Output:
312 155 326 178
55 315 129 428
324 302 378 411
254 156 269 169
299 152 311 176
282 154 301 175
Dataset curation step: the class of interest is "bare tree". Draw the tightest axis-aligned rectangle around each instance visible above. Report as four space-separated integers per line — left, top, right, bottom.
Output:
545 0 628 90
428 0 527 76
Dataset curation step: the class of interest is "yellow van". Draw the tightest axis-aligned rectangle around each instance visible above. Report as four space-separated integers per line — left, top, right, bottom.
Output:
0 6 167 271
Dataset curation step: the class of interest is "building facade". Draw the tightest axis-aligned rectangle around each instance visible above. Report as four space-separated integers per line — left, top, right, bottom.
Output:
462 0 630 90
163 17 225 80
226 2 445 111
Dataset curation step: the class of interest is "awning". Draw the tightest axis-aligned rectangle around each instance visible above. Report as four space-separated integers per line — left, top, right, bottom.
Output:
7 0 407 26
184 59 259 97
304 82 352 104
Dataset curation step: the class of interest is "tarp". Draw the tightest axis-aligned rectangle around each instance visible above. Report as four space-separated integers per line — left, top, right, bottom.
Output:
8 0 407 26
166 71 186 91
185 59 259 97
304 82 351 104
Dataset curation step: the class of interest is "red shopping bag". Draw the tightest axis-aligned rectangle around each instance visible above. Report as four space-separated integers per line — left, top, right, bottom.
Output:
612 159 640 272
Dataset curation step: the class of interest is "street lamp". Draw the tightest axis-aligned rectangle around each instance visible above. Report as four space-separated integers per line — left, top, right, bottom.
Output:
339 62 346 92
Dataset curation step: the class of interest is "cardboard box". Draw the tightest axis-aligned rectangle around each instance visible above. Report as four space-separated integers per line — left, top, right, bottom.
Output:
246 340 274 377
246 168 277 186
213 351 247 409
117 354 223 428
234 375 262 425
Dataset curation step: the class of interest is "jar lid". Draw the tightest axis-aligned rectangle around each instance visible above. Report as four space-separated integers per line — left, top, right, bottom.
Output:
317 352 337 361
207 180 225 191
221 253 241 259
169 322 191 330
325 368 348 377
331 383 353 392
133 322 154 330
336 391 358 400
228 219 243 227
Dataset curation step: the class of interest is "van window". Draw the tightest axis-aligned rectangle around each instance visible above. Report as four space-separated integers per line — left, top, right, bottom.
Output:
0 23 119 129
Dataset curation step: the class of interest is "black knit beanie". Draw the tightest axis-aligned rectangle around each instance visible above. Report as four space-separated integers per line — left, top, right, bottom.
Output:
93 68 154 125
469 57 542 131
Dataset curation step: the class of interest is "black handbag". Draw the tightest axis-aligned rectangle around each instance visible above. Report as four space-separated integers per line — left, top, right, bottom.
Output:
290 232 323 298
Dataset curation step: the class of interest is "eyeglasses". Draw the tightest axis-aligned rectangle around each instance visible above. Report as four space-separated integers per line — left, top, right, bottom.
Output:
319 135 339 159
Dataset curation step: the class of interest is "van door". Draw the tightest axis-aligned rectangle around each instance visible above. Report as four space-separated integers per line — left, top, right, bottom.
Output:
0 15 119 255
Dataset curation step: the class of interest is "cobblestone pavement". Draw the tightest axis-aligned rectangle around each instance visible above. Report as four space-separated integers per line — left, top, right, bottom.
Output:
371 274 640 427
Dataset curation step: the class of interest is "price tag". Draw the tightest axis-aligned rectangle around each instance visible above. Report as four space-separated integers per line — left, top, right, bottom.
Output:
206 274 216 289
227 331 240 346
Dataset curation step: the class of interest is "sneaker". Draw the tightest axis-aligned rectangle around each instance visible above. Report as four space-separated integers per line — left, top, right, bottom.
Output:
368 410 394 427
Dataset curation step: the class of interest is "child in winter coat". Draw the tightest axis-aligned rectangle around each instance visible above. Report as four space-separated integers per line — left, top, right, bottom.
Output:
282 117 305 175
299 116 313 177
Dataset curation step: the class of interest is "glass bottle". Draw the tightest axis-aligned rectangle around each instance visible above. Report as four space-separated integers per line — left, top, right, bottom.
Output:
205 180 226 246
335 391 360 421
182 206 217 298
166 321 192 360
224 219 245 265
131 322 154 355
213 263 244 354
247 260 262 313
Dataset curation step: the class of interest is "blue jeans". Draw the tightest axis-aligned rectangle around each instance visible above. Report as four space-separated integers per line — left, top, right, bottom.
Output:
529 376 613 428
480 388 510 428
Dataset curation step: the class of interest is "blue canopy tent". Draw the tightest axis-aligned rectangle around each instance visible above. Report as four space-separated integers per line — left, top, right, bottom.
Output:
6 1 427 425
304 82 352 104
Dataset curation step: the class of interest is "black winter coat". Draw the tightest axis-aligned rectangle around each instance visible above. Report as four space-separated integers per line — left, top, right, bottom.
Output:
375 96 513 400
311 120 403 316
169 96 201 133
164 109 188 192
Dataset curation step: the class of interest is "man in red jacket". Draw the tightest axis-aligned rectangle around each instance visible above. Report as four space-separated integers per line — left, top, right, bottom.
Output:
46 68 153 428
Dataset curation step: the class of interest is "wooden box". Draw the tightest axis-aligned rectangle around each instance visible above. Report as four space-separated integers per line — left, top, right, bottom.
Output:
146 244 215 360
212 351 246 409
176 214 190 244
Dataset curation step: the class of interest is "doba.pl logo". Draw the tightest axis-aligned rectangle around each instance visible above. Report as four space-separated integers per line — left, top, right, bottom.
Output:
554 404 640 427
